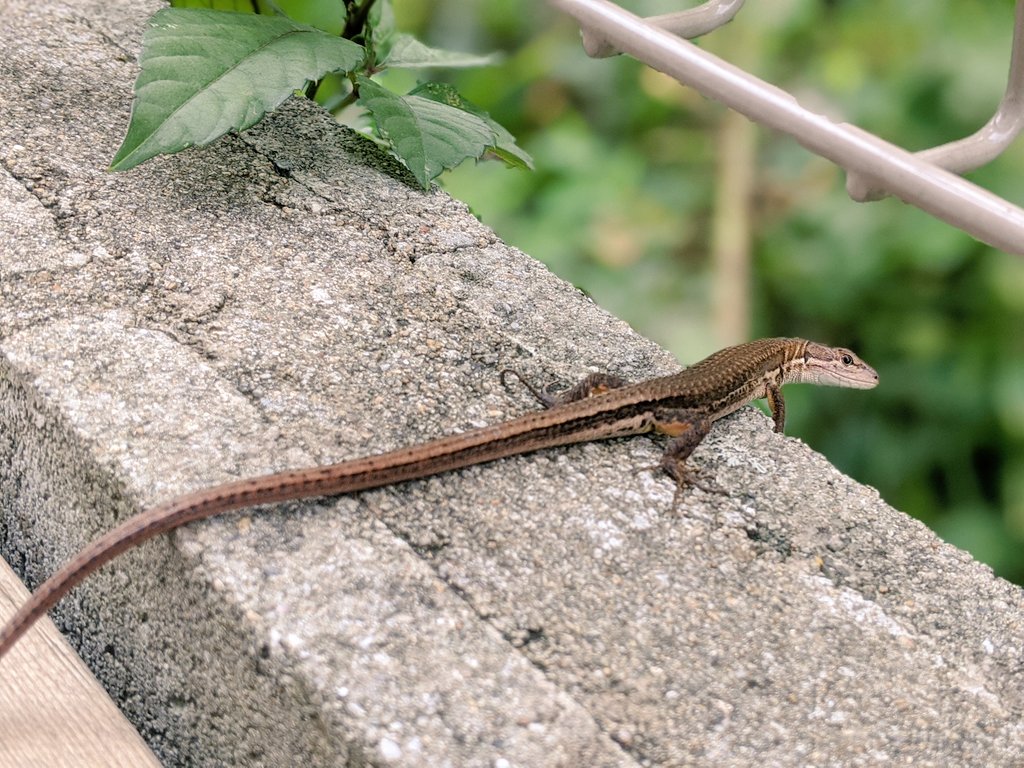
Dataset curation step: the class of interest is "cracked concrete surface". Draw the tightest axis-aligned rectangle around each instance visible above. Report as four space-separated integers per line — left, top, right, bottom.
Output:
2 0 1024 766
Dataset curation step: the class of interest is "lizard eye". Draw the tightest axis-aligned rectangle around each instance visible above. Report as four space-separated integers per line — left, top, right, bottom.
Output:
841 353 854 365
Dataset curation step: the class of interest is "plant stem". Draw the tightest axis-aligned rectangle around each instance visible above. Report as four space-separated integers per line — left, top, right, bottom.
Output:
343 0 377 41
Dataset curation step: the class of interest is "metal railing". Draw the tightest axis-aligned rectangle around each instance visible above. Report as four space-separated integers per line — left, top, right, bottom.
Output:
548 0 1024 256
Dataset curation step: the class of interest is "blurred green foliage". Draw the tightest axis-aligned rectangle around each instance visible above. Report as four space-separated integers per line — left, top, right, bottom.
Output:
389 0 1024 582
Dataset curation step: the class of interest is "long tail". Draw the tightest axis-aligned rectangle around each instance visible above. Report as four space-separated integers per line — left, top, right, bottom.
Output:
0 401 617 661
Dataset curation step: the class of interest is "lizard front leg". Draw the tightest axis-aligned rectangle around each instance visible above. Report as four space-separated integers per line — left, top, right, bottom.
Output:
765 382 786 433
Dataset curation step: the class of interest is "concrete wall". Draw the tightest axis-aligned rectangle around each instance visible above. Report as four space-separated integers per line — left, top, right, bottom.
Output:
1 1 1022 764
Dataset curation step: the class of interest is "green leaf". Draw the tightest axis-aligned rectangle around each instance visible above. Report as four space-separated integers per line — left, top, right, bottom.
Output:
110 8 364 171
270 0 345 35
367 0 396 39
169 0 257 11
357 76 500 189
367 0 397 63
384 34 502 69
409 82 533 171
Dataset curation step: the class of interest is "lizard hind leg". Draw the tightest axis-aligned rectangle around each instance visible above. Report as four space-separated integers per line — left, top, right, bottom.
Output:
499 369 630 409
650 414 726 504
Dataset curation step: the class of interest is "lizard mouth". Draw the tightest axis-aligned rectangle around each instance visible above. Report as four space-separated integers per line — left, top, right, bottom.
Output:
804 365 879 389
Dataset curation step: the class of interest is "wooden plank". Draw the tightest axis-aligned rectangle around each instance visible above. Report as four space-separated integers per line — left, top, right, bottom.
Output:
0 560 160 767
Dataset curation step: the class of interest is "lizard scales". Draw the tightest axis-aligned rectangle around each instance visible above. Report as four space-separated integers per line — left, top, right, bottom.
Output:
0 337 878 659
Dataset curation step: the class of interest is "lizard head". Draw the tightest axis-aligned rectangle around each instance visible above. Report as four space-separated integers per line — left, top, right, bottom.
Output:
799 342 880 389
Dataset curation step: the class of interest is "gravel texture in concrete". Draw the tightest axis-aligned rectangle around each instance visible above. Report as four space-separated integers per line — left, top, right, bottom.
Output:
2 1 1022 766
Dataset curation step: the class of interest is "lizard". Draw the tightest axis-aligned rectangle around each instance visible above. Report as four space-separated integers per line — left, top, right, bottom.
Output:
0 337 878 660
